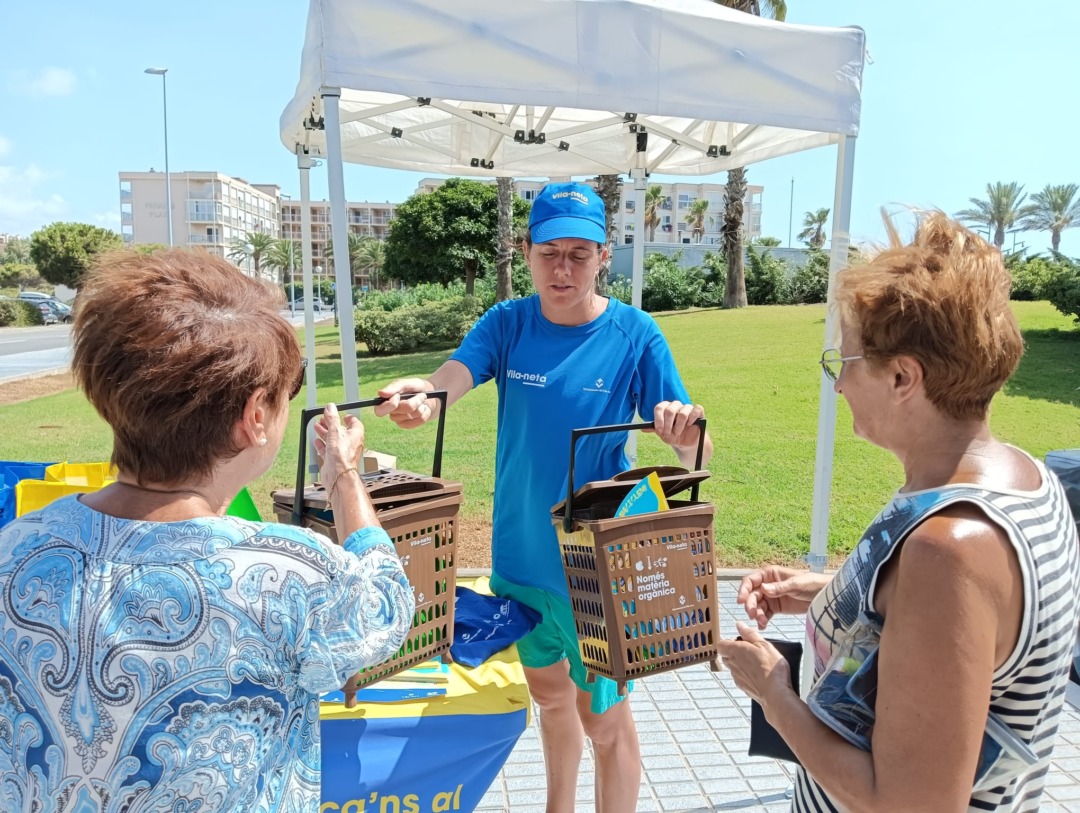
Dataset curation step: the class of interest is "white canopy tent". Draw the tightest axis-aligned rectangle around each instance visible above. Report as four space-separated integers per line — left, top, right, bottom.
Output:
279 0 866 571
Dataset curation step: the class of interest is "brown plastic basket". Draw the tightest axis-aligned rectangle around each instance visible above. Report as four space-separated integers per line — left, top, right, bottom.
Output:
273 393 461 704
551 419 720 694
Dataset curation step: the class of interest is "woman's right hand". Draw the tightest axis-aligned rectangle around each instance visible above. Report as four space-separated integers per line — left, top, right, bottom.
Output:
374 378 436 429
738 566 832 629
313 402 365 485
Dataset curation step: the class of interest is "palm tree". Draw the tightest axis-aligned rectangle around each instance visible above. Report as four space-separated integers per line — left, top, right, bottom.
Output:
798 208 830 248
722 167 748 307
264 238 301 287
713 0 787 308
495 177 515 302
322 232 369 286
643 185 665 241
751 236 782 247
687 199 710 243
1020 183 1080 254
227 230 276 279
355 237 386 292
955 182 1033 249
593 174 622 294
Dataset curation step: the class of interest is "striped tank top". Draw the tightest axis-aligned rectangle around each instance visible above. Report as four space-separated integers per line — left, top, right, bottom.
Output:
796 454 1080 812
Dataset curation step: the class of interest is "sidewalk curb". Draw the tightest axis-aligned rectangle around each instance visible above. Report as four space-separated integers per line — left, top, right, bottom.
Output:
0 366 71 386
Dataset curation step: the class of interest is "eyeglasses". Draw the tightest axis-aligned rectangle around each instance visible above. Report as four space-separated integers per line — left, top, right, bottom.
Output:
820 348 863 382
289 358 308 400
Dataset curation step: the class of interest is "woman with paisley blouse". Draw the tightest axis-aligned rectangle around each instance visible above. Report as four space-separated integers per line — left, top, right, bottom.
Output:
0 249 414 812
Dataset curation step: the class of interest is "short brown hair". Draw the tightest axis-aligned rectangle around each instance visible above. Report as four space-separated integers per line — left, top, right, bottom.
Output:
835 211 1023 421
73 249 302 485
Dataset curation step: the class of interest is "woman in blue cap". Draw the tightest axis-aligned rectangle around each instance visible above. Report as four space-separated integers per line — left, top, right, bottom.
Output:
376 180 713 812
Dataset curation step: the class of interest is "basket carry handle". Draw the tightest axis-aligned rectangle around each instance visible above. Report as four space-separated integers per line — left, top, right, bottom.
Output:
291 391 448 526
563 417 707 533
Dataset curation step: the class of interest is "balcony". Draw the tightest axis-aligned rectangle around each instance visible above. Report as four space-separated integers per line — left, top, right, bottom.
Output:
121 212 133 225
120 189 132 202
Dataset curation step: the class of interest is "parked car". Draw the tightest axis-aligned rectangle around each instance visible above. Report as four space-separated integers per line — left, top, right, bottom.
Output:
18 292 51 303
292 297 330 313
37 299 72 324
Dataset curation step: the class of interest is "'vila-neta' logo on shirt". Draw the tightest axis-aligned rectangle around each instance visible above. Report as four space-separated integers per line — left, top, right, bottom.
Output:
507 368 547 387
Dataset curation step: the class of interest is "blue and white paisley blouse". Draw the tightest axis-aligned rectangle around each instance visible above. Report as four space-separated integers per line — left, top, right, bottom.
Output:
0 494 414 813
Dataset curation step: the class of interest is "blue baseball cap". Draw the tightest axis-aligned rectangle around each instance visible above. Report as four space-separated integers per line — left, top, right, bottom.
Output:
528 182 607 244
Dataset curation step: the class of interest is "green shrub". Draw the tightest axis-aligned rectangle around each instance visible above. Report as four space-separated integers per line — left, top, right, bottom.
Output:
354 295 484 355
607 275 633 305
744 244 790 305
0 299 45 327
640 253 704 313
1044 256 1080 325
1008 256 1062 301
787 249 830 305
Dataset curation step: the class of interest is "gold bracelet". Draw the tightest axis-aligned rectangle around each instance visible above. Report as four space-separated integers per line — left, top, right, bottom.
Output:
325 467 360 503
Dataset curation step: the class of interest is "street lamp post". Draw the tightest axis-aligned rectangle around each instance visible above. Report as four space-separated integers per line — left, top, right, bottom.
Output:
144 68 173 247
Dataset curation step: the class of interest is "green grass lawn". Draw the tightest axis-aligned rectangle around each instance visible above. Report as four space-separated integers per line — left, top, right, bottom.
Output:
2 302 1077 566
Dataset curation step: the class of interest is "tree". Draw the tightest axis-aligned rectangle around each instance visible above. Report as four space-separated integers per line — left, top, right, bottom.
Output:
133 243 168 255
0 263 48 292
751 236 782 247
383 178 529 294
355 237 386 291
713 0 787 308
1 236 31 265
593 174 622 294
323 232 373 285
265 238 301 287
722 165 748 308
227 230 276 279
798 207 830 248
29 222 123 289
1020 183 1080 254
955 182 1033 248
687 198 710 243
643 185 664 241
495 177 515 302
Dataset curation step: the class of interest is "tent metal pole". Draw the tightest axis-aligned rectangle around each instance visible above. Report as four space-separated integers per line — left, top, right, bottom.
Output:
627 168 648 467
321 87 361 404
297 148 318 407
297 147 320 481
807 135 857 574
630 169 646 310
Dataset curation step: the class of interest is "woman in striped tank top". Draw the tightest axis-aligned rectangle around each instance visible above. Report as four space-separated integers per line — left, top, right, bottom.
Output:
717 212 1080 812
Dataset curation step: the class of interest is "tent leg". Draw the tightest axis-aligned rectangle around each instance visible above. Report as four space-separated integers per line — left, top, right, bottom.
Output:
808 135 857 573
321 87 361 404
630 170 646 310
297 147 320 481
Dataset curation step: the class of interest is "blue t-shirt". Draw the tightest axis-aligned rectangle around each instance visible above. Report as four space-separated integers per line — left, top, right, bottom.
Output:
451 295 691 596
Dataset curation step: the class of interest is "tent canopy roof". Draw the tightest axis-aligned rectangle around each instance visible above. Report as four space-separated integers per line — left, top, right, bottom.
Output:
280 0 866 177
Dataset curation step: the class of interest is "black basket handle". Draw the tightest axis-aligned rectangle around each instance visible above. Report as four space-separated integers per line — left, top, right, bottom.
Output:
291 391 448 526
563 418 706 533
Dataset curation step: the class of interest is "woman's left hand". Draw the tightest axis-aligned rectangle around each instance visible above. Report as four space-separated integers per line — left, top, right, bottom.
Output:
717 621 793 707
646 401 704 450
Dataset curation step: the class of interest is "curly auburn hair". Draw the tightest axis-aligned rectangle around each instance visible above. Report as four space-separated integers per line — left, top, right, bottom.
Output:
835 211 1023 421
72 248 302 485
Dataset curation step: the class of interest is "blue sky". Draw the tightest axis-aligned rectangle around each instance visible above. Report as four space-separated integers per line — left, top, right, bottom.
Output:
1 0 1077 255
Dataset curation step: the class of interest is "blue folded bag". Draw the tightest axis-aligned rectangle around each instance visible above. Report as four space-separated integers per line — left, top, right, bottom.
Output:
450 586 542 667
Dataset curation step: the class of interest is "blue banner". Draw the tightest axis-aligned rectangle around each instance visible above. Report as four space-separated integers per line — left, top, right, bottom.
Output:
320 707 527 813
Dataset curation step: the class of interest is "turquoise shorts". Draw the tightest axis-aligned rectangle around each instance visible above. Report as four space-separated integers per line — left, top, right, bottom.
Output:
489 571 632 715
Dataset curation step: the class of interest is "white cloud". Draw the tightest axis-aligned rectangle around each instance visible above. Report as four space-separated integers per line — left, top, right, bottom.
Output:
0 163 66 235
94 211 121 226
9 67 77 97
0 136 10 158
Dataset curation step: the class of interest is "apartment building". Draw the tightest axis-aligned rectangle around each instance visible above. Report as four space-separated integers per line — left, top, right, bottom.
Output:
119 171 280 262
278 200 398 269
416 178 763 245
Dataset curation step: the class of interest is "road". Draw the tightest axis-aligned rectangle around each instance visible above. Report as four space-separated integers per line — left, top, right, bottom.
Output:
0 312 329 384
